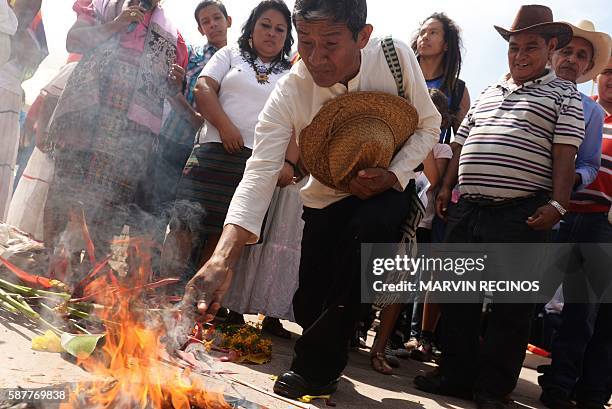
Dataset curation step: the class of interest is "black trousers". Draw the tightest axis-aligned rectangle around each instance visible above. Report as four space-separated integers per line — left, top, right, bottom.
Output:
291 187 413 383
543 213 612 403
441 193 551 398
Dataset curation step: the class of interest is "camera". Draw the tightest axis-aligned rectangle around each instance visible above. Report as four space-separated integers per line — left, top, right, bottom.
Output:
139 0 153 11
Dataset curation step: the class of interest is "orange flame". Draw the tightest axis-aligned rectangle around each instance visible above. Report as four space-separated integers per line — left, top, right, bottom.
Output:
60 238 229 409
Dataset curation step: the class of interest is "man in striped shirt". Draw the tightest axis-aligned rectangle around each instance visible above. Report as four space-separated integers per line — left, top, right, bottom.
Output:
419 6 585 408
539 54 612 409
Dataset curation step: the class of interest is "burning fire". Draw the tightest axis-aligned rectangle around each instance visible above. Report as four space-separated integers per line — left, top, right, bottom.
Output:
59 237 229 409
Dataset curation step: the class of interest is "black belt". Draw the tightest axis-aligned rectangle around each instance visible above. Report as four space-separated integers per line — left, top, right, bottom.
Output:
463 192 548 208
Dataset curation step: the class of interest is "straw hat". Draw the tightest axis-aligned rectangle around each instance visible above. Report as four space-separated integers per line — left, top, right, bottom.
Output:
299 91 419 192
494 5 572 50
561 20 611 84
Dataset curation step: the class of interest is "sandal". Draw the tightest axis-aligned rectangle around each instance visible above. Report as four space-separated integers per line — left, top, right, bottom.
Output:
370 352 393 375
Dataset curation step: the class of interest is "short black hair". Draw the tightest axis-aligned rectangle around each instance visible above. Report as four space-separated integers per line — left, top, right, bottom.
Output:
238 0 294 64
292 0 367 40
194 0 228 26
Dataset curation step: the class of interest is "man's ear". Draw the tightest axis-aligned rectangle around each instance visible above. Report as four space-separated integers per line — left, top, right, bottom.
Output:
585 58 595 74
198 25 204 36
548 37 559 56
357 24 373 49
226 16 232 28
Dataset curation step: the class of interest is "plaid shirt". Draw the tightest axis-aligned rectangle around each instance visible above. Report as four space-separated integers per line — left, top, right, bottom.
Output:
185 43 218 106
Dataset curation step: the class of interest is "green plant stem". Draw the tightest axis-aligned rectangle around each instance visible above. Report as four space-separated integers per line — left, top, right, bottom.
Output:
1 301 18 313
0 278 70 300
0 288 39 320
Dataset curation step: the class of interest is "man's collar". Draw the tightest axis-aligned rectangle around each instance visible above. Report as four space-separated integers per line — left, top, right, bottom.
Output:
498 69 557 90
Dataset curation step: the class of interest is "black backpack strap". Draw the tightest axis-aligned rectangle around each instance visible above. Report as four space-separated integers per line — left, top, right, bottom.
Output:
379 38 424 244
380 36 405 99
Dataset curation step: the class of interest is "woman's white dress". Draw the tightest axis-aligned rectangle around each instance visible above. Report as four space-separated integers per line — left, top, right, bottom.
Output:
223 179 306 321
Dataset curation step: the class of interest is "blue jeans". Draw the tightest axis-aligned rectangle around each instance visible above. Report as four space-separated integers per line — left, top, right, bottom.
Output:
543 212 612 404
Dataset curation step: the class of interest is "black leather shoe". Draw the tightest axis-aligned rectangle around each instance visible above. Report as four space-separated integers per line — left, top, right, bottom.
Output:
474 393 506 409
540 389 576 409
273 371 339 399
575 401 605 409
413 372 472 400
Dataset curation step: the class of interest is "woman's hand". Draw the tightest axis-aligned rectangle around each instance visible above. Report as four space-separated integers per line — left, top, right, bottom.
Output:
168 64 185 94
112 6 145 30
277 162 295 187
219 122 244 154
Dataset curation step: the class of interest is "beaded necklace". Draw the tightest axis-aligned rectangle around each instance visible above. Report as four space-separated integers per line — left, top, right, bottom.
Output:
244 53 279 85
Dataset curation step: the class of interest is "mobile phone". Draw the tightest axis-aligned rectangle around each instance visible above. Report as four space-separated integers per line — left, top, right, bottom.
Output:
139 0 153 11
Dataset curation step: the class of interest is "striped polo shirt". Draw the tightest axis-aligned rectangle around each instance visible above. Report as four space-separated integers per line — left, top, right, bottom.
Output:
570 104 611 213
455 70 585 200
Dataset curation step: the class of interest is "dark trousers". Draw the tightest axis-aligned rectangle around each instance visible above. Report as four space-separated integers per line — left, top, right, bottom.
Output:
291 188 413 383
441 193 551 398
544 212 612 404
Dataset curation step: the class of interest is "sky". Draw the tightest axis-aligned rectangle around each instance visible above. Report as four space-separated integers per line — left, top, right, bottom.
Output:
23 0 612 104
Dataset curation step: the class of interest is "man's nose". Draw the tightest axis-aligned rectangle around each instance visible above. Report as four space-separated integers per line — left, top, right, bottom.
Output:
308 46 327 66
515 48 527 60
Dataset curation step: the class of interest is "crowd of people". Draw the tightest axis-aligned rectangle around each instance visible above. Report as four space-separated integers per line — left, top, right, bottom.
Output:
1 0 611 408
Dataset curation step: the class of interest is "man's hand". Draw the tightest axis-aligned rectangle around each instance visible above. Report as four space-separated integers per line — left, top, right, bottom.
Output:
436 185 452 220
219 122 244 154
526 204 561 231
277 162 295 187
348 168 397 200
182 255 234 323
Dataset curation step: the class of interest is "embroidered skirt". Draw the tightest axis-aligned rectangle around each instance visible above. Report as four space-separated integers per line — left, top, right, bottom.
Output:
176 142 252 235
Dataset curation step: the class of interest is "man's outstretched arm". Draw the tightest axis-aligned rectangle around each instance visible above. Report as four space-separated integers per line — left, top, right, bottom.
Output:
183 224 252 322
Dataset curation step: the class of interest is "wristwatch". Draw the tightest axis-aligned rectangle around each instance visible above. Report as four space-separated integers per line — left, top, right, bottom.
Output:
548 199 567 216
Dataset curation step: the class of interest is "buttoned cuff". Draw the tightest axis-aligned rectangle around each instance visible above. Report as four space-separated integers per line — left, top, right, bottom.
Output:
574 168 595 192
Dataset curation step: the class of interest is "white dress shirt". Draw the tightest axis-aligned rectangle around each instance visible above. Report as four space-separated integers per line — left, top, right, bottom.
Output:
226 37 441 243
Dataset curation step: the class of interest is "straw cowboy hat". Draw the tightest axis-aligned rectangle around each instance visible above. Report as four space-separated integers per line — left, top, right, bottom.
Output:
561 20 611 84
299 91 419 192
494 5 572 50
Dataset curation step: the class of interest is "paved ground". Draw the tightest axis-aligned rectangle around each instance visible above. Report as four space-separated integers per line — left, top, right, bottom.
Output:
0 310 555 409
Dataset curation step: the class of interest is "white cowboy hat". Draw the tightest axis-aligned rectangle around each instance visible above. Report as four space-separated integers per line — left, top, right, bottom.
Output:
562 20 611 84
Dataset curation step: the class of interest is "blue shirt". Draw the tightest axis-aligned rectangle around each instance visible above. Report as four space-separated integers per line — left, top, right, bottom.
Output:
574 93 604 191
